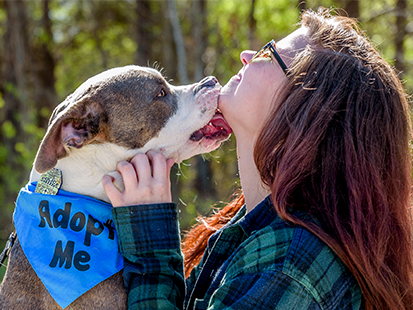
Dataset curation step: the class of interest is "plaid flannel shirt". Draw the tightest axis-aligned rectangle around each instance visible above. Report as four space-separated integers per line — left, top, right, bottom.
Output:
112 196 363 310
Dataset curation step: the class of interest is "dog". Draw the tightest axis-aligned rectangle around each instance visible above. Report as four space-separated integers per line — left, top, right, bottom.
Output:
0 65 232 309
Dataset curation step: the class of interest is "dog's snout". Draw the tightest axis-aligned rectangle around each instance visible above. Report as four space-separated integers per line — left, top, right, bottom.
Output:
194 76 218 93
200 76 218 88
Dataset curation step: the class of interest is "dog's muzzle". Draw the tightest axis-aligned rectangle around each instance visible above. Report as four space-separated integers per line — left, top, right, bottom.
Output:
194 76 219 94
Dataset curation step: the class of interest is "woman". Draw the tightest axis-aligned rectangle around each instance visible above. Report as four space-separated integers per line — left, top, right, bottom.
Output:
103 8 413 309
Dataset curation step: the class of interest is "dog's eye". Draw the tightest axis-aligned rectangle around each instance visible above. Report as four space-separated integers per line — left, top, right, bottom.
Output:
157 89 167 98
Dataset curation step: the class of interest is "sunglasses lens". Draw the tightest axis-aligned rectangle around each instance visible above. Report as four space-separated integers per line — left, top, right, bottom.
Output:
248 40 288 74
250 46 269 63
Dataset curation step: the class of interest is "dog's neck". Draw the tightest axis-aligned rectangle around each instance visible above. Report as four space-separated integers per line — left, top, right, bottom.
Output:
30 143 145 203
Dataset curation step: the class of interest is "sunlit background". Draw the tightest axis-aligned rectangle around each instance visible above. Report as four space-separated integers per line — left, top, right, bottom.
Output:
1 0 412 281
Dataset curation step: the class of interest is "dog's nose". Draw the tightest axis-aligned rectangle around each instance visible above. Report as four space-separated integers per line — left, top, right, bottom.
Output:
199 76 218 88
194 76 218 93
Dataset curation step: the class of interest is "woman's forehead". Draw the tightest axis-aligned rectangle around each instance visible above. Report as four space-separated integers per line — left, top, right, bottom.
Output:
276 27 310 67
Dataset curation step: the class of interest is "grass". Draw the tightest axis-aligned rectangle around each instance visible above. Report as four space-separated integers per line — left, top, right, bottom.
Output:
0 258 6 283
0 240 8 282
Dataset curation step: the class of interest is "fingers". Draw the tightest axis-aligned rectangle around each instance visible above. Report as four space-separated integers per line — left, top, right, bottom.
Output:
102 175 122 207
103 151 174 207
146 150 174 181
102 174 116 195
116 161 139 193
146 151 174 203
130 153 152 185
146 151 175 181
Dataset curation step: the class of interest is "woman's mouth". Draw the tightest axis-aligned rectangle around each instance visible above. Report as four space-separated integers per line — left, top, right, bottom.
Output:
230 71 242 83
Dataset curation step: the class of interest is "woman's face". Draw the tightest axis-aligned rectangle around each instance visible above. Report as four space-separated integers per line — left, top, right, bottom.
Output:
218 27 309 144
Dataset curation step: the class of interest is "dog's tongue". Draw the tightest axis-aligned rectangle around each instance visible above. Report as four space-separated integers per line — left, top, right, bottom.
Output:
190 112 232 142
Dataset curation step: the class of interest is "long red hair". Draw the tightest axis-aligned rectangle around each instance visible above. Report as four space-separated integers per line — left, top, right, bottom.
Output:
183 8 413 309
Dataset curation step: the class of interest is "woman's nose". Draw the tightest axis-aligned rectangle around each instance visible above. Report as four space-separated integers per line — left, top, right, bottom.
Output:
240 50 256 65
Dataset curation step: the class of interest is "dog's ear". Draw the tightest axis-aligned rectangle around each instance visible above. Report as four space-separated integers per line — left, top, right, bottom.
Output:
34 99 107 174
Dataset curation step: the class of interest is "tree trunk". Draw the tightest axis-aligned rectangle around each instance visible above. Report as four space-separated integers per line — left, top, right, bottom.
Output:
135 0 154 66
160 1 177 79
1 0 31 168
192 0 206 82
167 0 189 84
191 0 215 199
340 0 360 18
394 0 407 75
90 1 109 70
32 0 57 129
0 0 33 240
248 0 258 49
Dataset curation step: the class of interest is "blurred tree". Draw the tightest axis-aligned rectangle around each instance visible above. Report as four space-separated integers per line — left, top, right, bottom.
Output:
168 0 189 84
32 0 57 130
0 0 33 242
248 0 258 49
191 0 216 200
91 1 110 70
160 1 177 78
52 0 135 95
192 0 207 82
1 0 413 282
395 0 407 75
339 0 359 18
135 0 154 66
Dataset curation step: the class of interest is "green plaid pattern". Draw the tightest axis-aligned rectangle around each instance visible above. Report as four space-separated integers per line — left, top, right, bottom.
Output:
112 197 363 309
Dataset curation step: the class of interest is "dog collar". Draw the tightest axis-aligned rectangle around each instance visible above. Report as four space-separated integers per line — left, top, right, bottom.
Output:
13 182 124 308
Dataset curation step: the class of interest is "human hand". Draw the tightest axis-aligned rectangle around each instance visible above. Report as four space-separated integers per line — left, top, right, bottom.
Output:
102 151 175 207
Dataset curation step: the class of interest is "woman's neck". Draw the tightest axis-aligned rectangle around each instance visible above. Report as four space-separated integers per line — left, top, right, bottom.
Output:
237 142 270 213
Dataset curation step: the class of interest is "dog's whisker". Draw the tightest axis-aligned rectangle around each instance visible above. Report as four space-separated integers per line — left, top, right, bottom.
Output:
180 165 191 179
173 163 182 185
180 161 191 167
151 62 168 79
178 197 187 206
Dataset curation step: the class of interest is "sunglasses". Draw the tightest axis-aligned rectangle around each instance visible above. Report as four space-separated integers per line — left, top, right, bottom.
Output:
248 39 288 75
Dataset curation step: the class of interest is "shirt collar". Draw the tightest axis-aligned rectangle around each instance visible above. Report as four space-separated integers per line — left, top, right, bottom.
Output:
230 195 280 237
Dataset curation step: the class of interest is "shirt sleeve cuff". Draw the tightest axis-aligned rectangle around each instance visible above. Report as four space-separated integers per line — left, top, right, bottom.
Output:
111 203 180 255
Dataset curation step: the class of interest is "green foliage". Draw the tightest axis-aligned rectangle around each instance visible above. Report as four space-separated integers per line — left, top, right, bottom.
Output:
51 0 136 100
2 121 15 139
254 0 300 39
1 0 413 283
175 138 239 229
0 93 4 109
0 255 6 280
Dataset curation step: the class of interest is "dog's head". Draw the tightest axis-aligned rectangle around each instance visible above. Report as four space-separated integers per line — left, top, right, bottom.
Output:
34 65 231 174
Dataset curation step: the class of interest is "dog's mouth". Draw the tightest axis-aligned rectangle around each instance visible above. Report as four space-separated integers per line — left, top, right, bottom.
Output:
190 110 233 142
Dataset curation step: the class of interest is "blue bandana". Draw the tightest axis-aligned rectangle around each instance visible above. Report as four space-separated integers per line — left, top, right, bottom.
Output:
13 182 124 309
